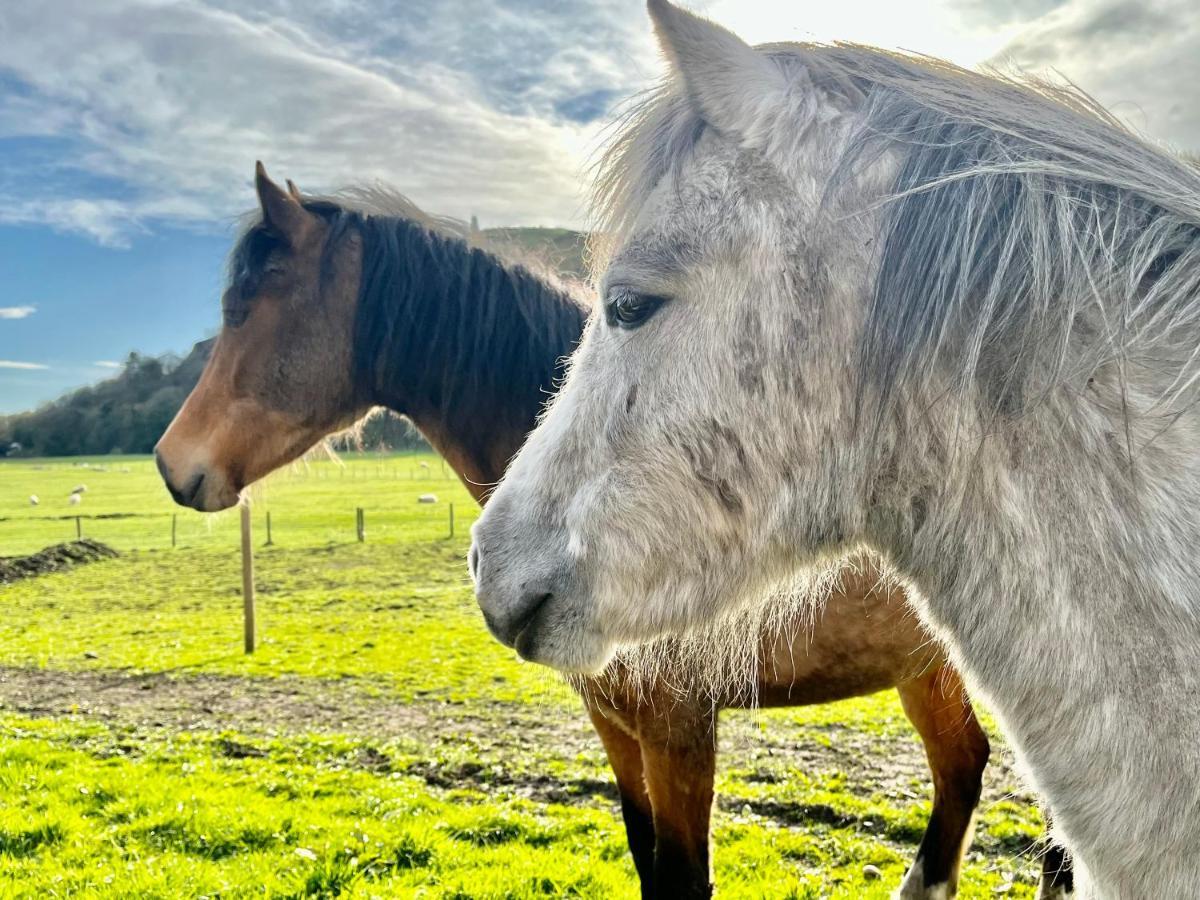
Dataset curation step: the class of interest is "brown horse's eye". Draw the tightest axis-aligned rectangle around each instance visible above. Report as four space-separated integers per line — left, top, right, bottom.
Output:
223 305 249 328
221 287 250 328
606 289 668 330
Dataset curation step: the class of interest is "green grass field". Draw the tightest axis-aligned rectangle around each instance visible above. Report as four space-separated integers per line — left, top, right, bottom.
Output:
0 454 1045 897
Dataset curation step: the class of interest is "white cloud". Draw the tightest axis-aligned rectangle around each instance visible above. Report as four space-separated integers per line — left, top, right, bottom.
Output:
0 307 36 320
0 199 142 248
714 0 1199 155
0 361 49 370
0 0 653 240
0 0 1193 250
988 0 1200 153
93 360 122 369
707 0 1020 66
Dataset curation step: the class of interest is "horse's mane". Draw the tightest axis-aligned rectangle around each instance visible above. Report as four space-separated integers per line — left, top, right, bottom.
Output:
594 43 1200 426
229 189 590 436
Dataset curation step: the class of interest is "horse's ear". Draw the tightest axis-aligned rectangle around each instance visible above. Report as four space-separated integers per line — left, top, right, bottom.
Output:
255 162 311 243
286 179 302 201
647 0 787 141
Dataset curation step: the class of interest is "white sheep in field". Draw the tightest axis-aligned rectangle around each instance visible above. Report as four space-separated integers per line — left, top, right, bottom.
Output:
68 493 82 506
29 495 38 506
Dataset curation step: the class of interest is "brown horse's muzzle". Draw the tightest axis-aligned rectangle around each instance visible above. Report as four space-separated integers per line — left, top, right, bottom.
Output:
155 383 317 512
155 410 246 513
154 447 232 512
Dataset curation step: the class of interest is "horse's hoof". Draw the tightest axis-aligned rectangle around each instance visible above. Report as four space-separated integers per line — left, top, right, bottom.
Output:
893 862 952 900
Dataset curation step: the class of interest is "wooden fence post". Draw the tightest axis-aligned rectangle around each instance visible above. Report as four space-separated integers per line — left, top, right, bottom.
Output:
75 516 82 540
265 510 273 546
171 514 177 548
241 502 256 654
448 502 455 538
356 507 365 542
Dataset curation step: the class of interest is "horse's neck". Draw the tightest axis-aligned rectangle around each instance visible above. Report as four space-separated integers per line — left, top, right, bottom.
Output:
363 220 587 505
886 401 1200 892
912 395 1200 609
408 415 525 506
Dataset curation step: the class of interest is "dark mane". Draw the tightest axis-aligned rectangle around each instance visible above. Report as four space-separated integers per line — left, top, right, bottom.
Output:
229 192 590 445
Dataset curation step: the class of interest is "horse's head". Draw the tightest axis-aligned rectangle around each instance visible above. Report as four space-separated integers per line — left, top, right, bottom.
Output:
156 164 365 511
471 1 884 672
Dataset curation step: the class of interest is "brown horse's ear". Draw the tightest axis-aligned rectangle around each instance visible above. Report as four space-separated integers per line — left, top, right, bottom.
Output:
286 179 302 201
255 161 311 243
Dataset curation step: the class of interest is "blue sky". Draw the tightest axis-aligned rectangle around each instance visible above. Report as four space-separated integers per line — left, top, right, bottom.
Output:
0 0 1196 413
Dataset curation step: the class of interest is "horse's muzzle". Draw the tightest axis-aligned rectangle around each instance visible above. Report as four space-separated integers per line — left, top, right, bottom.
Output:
154 446 239 512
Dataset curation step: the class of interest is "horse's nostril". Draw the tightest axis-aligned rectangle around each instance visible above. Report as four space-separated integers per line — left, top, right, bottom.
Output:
512 590 552 638
484 586 555 650
180 472 206 507
157 453 207 510
511 591 553 657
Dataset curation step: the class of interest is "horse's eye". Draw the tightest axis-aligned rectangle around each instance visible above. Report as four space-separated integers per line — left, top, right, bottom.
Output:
223 305 249 329
606 290 667 330
221 287 250 329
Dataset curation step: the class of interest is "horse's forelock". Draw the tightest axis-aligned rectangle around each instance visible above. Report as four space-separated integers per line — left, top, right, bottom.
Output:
589 80 705 277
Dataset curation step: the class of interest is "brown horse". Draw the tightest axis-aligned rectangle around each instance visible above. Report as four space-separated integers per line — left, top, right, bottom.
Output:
155 165 1070 899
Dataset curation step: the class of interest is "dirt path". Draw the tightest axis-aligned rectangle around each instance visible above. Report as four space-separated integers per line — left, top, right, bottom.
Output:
0 665 1037 842
0 666 441 738
0 666 610 766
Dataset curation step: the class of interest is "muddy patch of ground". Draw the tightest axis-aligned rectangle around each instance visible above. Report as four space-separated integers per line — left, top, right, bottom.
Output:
0 665 1037 836
0 666 440 739
0 539 118 584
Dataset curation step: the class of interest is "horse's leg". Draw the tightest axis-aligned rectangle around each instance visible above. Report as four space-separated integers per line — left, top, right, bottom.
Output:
1035 835 1075 898
586 701 657 898
895 665 989 899
637 705 717 900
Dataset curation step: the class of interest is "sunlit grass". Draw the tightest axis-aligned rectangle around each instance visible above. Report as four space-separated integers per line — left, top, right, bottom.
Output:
0 454 1042 897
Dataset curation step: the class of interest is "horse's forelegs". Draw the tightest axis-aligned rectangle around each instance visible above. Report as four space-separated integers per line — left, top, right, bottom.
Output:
587 704 657 898
638 711 717 900
895 665 989 900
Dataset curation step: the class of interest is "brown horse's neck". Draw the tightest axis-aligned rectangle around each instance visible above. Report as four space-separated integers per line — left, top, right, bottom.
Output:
409 417 522 505
346 213 588 505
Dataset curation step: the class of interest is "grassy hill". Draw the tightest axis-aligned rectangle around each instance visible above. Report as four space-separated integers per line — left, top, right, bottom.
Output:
484 227 590 279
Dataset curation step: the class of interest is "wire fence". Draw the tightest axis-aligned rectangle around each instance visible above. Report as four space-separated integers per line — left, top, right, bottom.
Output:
0 454 479 556
3 504 466 553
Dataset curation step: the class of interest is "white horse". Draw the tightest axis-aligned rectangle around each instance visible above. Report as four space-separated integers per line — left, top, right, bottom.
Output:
472 2 1200 897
